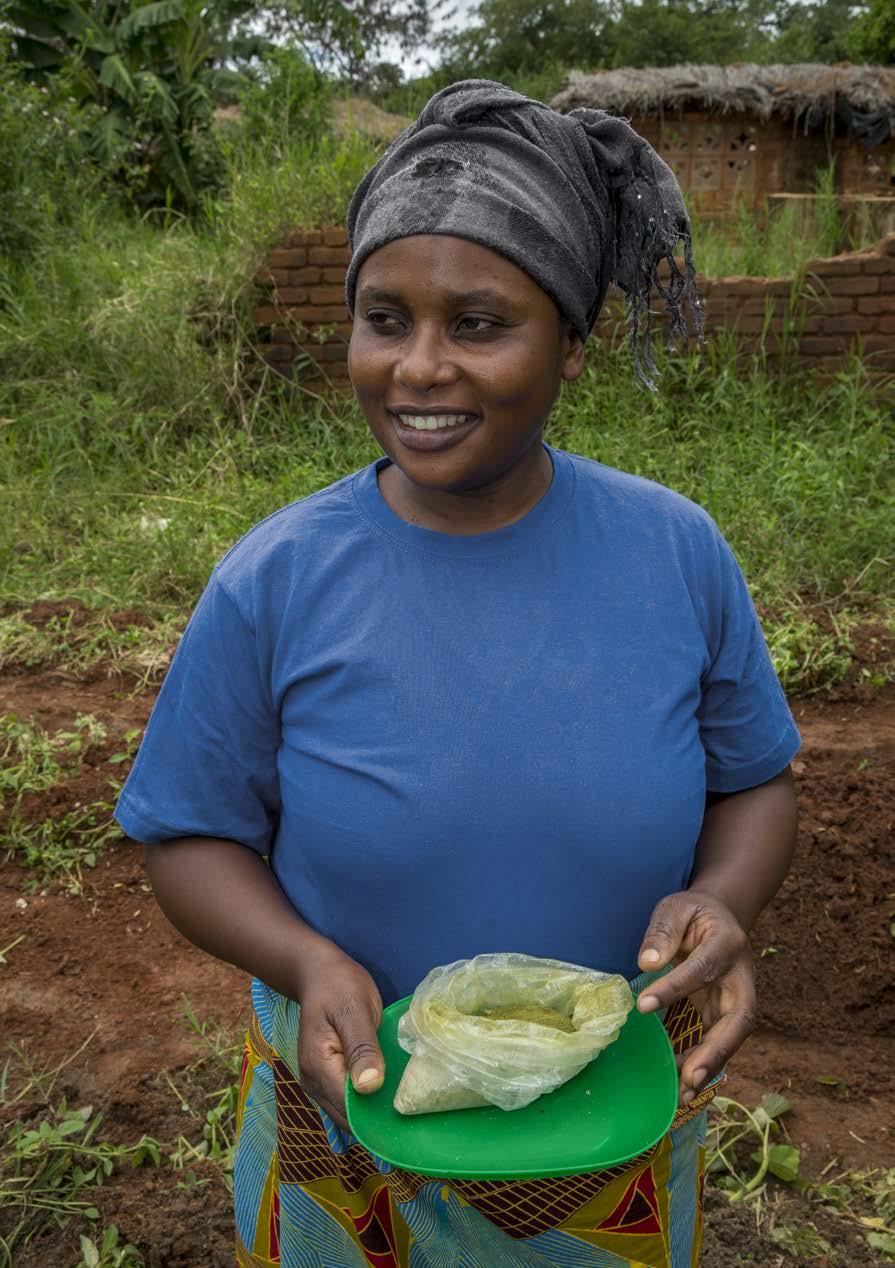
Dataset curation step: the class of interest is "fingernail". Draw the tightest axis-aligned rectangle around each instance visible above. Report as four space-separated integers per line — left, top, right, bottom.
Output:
640 948 661 965
355 1068 382 1089
638 993 660 1013
682 1088 695 1105
692 1068 708 1089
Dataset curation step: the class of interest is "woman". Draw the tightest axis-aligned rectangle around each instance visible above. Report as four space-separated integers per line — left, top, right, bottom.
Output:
116 81 799 1266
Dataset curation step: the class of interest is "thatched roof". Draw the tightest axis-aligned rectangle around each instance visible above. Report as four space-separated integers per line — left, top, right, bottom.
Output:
551 64 895 131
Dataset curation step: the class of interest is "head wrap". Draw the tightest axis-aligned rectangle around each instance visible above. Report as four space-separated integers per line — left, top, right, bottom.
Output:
346 79 701 385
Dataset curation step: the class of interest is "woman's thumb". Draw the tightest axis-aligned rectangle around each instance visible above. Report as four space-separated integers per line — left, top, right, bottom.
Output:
638 892 692 972
342 1011 385 1095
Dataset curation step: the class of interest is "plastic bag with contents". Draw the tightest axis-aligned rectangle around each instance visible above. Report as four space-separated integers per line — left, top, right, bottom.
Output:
394 953 635 1115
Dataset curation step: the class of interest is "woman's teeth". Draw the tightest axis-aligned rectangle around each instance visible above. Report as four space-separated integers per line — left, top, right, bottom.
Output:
397 413 474 430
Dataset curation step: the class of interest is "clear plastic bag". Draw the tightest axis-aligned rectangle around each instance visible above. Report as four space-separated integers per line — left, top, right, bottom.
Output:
393 953 634 1115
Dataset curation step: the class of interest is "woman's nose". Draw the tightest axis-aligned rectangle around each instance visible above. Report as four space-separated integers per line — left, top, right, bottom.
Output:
394 325 457 390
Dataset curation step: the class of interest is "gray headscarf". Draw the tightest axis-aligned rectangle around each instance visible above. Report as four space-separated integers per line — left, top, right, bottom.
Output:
346 79 701 385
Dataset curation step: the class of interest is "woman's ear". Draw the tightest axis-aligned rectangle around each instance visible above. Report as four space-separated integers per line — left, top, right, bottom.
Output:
561 328 587 382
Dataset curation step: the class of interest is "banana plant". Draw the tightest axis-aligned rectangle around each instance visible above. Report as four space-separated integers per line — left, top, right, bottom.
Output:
7 0 236 208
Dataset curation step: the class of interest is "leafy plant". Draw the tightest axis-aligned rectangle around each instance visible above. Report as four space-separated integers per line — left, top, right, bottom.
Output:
0 713 106 804
0 716 65 802
167 1082 238 1191
4 799 122 894
0 712 127 892
764 612 855 694
770 1222 837 1260
7 0 229 209
707 1092 798 1201
810 1167 895 1260
0 1100 160 1259
224 43 333 171
0 35 95 265
158 1001 242 1193
180 995 242 1078
78 1224 144 1267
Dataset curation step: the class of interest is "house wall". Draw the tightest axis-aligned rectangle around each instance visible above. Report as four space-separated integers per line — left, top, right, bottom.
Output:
253 228 354 382
628 111 894 214
254 228 895 382
629 112 808 215
837 139 895 194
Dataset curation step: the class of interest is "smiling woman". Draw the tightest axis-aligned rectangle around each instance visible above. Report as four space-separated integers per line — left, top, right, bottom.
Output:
116 80 799 1268
349 236 584 530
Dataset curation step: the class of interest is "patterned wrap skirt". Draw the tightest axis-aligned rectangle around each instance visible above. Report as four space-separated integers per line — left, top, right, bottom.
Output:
234 974 720 1268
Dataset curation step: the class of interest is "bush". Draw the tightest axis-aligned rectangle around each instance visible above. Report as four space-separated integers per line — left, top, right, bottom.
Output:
0 41 96 266
230 46 333 158
7 0 227 214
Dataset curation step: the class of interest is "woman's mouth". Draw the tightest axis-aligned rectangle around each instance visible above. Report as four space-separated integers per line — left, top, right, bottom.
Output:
389 411 479 451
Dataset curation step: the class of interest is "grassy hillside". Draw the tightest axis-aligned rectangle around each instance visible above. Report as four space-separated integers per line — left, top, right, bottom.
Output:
1 74 892 695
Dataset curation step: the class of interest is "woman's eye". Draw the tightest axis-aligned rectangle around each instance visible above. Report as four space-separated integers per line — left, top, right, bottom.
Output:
457 316 496 334
365 310 404 331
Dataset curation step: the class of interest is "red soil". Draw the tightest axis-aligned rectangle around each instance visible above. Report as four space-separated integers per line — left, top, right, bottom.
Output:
1 666 892 1265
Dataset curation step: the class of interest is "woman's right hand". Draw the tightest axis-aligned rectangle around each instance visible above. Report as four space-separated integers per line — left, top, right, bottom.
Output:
142 838 385 1130
297 947 386 1130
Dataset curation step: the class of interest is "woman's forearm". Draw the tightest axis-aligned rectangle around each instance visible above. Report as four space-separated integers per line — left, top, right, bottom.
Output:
143 837 344 1001
688 767 798 931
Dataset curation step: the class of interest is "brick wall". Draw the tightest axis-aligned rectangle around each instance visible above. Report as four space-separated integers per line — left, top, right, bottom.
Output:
253 227 353 381
599 233 895 376
254 229 895 382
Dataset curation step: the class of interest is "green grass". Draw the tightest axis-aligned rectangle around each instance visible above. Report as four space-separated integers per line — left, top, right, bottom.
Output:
0 1098 160 1264
690 175 881 280
0 714 135 893
0 112 892 696
0 611 180 682
0 1003 239 1264
2 330 892 694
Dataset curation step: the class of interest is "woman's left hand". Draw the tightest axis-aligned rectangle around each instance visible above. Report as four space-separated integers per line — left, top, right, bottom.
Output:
635 890 756 1105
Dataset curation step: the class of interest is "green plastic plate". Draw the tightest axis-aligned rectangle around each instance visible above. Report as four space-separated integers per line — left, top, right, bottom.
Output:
345 995 678 1180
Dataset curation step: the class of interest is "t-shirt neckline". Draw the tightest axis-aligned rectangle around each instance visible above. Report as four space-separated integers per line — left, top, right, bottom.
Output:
351 444 575 558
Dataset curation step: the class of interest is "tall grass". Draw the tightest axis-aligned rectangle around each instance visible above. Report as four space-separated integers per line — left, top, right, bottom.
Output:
0 95 891 693
2 316 891 624
691 164 881 279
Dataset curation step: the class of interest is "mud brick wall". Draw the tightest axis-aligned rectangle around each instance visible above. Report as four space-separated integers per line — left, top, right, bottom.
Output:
253 227 353 382
255 230 895 382
701 237 895 374
628 113 895 218
598 232 895 375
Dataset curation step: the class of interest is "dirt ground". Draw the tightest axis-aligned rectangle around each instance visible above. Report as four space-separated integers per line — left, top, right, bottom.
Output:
1 650 893 1266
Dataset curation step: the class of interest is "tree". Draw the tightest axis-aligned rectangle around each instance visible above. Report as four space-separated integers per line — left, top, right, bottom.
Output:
440 0 616 80
769 0 856 63
430 0 878 79
6 0 245 208
849 0 895 60
251 0 435 84
610 0 773 67
436 0 783 79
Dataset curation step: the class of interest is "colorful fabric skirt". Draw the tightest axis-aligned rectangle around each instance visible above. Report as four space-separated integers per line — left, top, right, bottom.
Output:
234 975 719 1268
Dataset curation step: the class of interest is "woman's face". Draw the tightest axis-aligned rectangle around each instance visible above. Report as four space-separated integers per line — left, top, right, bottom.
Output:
349 235 585 501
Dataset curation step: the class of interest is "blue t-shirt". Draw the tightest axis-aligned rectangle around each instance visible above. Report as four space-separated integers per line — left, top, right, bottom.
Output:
116 447 799 1003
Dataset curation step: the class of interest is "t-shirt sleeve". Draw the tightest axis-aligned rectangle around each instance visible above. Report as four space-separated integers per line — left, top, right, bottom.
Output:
698 532 801 794
115 575 280 853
